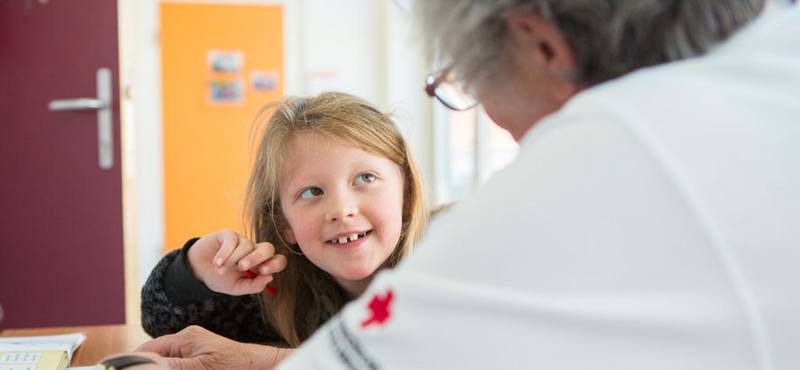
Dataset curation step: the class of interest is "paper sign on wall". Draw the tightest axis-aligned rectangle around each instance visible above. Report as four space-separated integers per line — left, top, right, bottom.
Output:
207 50 244 104
250 70 278 92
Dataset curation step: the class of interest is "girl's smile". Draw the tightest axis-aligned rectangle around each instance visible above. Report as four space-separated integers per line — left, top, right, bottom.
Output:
326 230 372 248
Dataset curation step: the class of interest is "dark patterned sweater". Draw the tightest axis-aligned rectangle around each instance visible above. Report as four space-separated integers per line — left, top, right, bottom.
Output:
140 238 283 344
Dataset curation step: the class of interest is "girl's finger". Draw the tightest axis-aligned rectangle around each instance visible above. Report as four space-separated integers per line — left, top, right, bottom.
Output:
212 230 239 268
224 238 257 272
233 274 273 295
259 254 288 275
237 242 276 271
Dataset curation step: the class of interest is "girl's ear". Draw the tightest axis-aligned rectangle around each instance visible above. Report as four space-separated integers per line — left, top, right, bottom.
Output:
284 228 297 244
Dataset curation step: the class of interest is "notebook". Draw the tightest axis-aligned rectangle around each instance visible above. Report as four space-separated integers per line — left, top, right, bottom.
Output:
0 333 86 370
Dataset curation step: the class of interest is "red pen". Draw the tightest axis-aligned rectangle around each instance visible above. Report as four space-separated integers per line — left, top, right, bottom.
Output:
243 270 279 296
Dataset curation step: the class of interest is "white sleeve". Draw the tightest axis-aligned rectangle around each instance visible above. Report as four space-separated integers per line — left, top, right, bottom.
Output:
278 110 755 370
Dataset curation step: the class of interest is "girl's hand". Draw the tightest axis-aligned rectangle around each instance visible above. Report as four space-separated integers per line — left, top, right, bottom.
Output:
187 230 288 295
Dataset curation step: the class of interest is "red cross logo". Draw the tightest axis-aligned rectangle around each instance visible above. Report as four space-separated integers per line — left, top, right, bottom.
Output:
360 288 394 328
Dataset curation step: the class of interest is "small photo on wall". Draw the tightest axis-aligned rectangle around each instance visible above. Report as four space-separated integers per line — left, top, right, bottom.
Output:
250 70 279 92
209 79 243 104
208 50 243 73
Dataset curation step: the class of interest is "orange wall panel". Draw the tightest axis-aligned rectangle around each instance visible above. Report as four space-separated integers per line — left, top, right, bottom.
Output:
161 2 284 251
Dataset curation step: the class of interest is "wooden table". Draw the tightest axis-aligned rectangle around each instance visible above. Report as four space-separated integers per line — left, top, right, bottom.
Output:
2 325 152 366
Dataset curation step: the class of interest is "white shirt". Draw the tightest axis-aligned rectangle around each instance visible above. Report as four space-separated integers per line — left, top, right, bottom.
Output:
279 2 800 369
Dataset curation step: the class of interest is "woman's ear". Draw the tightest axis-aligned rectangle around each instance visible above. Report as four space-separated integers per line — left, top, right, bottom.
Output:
284 228 297 244
505 11 576 77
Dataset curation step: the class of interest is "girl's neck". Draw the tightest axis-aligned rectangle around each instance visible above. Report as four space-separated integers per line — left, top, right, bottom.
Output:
336 276 373 298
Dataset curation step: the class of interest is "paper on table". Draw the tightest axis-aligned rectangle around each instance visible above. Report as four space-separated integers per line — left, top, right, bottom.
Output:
0 333 86 365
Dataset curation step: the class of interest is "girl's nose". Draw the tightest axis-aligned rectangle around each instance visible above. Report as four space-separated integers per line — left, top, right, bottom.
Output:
325 194 359 222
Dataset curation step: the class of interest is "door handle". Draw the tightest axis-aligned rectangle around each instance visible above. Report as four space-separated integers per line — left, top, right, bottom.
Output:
48 98 107 111
47 68 114 170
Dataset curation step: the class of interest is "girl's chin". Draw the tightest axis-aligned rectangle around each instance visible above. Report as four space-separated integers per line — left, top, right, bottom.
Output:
336 268 377 282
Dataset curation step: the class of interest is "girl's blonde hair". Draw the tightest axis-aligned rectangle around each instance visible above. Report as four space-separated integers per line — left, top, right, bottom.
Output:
245 92 427 346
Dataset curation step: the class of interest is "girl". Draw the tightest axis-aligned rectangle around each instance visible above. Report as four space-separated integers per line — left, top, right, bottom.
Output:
141 92 427 356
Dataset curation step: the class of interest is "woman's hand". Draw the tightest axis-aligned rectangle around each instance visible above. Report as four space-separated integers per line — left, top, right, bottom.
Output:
135 326 294 370
187 230 288 295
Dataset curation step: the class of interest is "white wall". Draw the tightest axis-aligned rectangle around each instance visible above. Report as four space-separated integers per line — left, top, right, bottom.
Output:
300 0 386 103
121 0 435 300
385 0 435 203
119 0 164 325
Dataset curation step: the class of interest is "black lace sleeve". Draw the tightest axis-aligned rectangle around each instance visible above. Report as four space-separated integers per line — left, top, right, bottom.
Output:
140 238 281 344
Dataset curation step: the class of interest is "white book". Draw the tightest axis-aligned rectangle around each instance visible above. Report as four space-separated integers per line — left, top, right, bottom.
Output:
0 333 86 370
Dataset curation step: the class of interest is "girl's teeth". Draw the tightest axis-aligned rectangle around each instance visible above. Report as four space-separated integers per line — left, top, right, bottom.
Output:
332 232 368 244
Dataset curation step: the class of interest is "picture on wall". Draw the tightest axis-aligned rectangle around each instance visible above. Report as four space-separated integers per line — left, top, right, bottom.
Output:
207 49 244 104
250 70 279 92
209 79 243 104
207 50 243 73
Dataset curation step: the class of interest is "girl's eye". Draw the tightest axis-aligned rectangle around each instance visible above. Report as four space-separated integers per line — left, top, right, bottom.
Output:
354 173 377 185
299 187 323 199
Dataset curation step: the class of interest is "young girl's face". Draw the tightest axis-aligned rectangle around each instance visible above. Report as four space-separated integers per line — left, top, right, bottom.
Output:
279 132 405 296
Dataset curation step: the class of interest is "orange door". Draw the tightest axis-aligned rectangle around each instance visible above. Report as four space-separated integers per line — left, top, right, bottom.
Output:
160 3 284 251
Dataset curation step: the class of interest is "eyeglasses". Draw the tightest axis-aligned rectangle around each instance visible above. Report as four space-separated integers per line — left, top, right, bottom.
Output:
424 68 478 111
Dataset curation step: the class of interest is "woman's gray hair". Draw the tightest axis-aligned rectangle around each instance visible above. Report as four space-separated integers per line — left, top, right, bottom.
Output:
416 0 765 89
